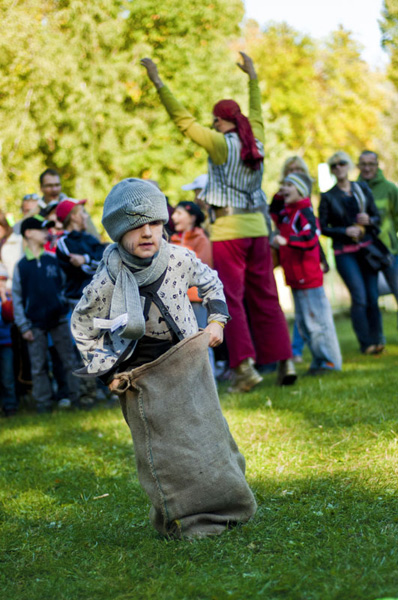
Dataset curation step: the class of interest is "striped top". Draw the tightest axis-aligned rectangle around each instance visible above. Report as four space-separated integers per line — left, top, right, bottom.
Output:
205 132 266 209
158 80 268 241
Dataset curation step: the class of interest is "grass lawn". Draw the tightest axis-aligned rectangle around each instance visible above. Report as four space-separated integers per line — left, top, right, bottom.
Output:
1 312 398 600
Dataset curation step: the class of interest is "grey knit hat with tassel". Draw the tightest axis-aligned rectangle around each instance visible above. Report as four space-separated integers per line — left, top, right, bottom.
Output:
102 178 169 242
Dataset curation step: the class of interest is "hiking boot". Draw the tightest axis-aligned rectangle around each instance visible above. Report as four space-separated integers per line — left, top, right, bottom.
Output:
277 359 297 386
228 358 263 393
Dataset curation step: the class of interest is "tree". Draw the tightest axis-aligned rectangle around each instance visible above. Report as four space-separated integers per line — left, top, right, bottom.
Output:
244 21 391 189
381 0 398 87
0 0 245 220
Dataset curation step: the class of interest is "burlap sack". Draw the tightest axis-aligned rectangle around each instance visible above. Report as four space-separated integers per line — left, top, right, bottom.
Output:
115 331 257 538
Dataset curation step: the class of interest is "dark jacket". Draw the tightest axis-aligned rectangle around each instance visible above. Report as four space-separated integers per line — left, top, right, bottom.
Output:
319 181 380 251
56 230 106 299
12 252 69 332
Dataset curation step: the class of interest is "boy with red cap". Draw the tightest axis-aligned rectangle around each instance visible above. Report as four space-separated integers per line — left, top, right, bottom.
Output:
55 199 106 307
141 53 295 389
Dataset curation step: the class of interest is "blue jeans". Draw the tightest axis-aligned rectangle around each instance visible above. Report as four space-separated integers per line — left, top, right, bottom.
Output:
292 287 342 371
335 250 383 351
191 302 216 378
0 345 17 412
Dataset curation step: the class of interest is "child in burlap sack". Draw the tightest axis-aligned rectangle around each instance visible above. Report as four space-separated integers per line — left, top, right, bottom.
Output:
71 178 257 538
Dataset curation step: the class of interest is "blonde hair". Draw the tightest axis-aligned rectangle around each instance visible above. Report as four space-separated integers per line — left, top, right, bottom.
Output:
280 156 310 182
327 151 354 171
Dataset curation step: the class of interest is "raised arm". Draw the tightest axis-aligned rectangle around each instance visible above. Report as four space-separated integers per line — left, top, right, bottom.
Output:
140 57 164 91
236 51 257 80
237 52 264 144
140 58 227 163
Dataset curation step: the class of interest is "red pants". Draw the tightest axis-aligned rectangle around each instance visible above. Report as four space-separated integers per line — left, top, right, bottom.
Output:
213 237 292 368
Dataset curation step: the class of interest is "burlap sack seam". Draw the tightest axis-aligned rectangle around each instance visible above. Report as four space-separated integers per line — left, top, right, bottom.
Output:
133 381 171 526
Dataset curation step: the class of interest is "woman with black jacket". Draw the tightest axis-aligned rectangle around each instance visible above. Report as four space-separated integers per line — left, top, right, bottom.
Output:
319 151 383 354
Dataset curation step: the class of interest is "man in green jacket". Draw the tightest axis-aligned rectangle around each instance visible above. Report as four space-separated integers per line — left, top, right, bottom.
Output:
358 150 398 319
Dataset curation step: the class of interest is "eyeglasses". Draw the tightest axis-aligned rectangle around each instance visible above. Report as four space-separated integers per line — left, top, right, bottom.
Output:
359 162 378 167
330 161 348 169
42 183 61 188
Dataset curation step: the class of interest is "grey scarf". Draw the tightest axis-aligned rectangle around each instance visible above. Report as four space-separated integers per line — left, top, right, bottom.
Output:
102 239 170 340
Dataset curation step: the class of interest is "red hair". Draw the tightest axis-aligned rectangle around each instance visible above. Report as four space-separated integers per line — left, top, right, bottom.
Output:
213 99 263 171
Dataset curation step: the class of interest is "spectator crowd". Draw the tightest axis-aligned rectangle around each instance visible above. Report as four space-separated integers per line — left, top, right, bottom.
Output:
1 53 397 418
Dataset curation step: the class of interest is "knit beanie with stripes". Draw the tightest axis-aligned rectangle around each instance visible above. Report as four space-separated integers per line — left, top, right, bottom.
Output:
284 173 312 198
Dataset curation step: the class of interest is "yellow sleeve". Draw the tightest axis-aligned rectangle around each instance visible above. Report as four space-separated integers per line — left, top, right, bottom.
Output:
158 86 228 165
248 79 264 144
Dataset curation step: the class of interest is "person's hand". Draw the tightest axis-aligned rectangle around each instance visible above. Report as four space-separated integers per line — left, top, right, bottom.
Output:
204 322 224 347
321 260 330 274
273 234 288 247
69 254 86 267
22 330 34 342
237 51 257 79
346 225 362 240
108 377 121 392
0 281 7 303
356 212 370 226
140 58 164 90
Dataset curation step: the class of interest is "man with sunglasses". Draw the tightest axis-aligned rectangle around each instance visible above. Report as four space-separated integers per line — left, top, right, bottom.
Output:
357 151 398 319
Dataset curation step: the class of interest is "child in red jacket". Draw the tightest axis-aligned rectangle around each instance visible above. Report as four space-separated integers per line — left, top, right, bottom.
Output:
271 173 342 375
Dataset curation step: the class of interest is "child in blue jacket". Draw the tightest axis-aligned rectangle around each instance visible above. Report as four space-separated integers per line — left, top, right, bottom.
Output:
12 216 80 413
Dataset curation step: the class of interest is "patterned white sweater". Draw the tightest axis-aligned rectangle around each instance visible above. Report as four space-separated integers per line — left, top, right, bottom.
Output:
71 244 229 377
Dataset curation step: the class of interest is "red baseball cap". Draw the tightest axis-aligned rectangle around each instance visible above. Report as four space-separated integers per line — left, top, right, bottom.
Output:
56 198 87 223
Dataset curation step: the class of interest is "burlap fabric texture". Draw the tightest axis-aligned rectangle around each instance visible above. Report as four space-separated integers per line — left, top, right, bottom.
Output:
114 331 257 539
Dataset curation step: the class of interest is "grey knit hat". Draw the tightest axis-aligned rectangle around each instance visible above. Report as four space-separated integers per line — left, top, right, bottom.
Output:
102 178 169 242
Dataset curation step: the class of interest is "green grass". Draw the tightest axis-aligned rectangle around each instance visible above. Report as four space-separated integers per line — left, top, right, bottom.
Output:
1 312 398 600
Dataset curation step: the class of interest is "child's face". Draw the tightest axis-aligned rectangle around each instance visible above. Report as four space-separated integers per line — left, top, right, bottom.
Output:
281 181 302 205
22 199 39 216
70 205 87 232
24 228 48 246
120 221 163 258
171 207 196 233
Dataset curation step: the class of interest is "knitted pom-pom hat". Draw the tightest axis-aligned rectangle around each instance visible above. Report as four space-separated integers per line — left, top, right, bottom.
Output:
102 178 169 242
